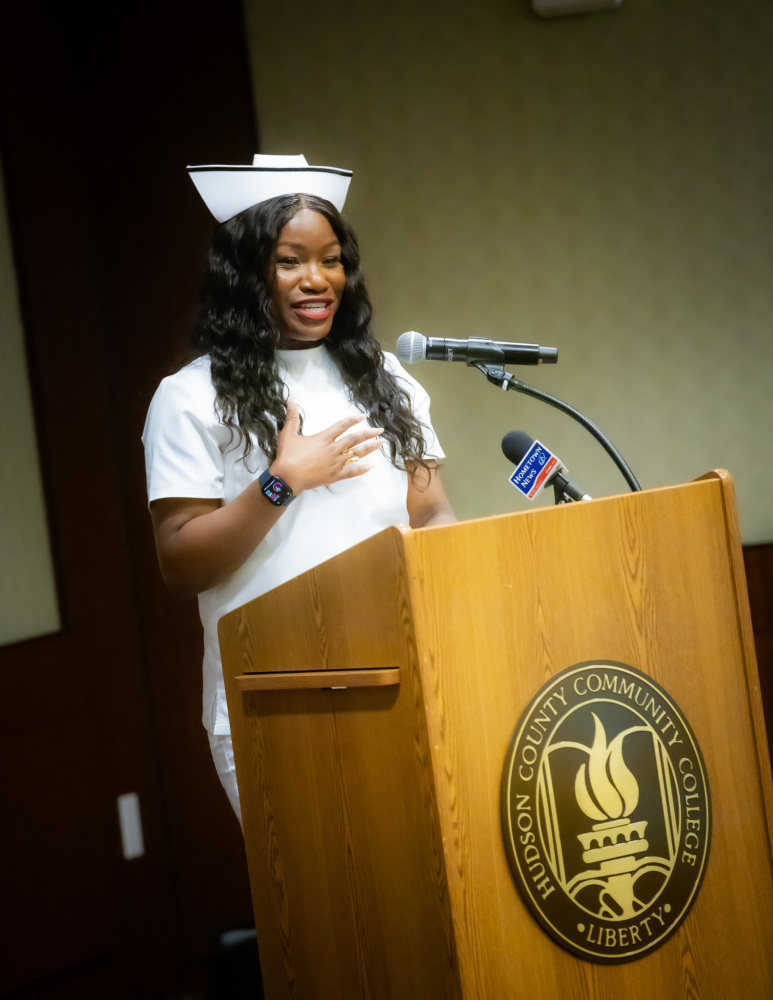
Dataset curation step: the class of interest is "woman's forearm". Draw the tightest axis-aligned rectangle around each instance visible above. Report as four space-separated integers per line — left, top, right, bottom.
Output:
150 484 286 596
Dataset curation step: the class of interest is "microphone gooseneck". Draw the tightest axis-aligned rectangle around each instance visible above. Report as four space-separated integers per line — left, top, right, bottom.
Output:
497 377 641 492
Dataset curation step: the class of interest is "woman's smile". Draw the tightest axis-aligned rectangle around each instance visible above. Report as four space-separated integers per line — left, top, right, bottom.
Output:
291 297 335 321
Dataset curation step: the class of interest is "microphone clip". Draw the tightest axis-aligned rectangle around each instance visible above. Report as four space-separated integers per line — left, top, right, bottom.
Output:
474 363 516 390
455 339 509 366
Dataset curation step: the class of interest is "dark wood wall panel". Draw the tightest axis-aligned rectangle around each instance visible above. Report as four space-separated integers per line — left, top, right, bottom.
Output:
0 2 259 996
744 543 773 769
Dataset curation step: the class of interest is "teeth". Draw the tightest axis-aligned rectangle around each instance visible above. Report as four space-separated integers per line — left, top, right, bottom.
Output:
299 303 327 312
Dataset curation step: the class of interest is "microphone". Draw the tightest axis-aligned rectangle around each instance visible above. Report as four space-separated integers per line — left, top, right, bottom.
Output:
502 430 591 504
396 331 558 367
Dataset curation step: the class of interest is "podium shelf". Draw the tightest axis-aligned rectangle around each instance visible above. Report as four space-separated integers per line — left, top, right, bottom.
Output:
234 667 400 691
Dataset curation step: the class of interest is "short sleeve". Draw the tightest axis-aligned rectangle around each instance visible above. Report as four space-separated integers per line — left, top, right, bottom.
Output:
383 352 445 462
142 361 230 503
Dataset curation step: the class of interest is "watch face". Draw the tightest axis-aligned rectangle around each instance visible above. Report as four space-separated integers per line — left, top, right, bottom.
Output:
260 472 294 506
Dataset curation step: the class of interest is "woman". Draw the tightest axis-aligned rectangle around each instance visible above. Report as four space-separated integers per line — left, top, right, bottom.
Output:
143 154 455 821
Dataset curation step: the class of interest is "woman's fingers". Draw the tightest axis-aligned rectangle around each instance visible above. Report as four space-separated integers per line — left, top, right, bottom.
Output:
335 423 383 454
272 407 384 492
338 460 373 479
339 433 383 463
330 411 366 433
335 432 384 479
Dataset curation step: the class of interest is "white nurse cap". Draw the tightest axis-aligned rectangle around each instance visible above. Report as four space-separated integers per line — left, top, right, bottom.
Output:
186 153 353 223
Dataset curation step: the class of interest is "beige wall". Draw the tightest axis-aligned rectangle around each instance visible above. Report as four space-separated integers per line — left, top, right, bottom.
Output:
0 154 60 644
245 0 772 541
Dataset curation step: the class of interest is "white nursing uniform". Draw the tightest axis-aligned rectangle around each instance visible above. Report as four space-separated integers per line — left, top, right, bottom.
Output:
142 345 444 738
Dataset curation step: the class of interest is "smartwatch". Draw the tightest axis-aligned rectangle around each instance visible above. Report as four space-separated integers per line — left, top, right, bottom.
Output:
258 469 296 507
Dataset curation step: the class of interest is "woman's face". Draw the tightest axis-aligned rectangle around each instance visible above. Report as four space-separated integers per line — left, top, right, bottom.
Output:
271 208 347 350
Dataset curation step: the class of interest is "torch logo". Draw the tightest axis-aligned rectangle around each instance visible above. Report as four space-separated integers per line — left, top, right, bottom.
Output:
501 661 711 962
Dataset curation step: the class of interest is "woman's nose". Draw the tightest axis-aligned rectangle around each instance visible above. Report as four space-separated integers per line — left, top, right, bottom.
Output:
300 261 328 289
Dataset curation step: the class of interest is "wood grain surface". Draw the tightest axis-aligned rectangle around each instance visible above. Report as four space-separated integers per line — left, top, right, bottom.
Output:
219 472 773 999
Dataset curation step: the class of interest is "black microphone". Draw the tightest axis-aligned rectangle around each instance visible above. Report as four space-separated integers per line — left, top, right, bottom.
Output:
396 331 558 367
502 430 591 503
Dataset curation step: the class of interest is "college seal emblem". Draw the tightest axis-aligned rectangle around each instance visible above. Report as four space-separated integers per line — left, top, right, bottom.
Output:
500 661 711 963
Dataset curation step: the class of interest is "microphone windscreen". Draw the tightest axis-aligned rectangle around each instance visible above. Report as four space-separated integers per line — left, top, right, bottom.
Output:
501 430 535 465
396 331 427 364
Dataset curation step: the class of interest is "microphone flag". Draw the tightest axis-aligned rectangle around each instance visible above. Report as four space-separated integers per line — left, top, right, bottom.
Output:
508 439 560 501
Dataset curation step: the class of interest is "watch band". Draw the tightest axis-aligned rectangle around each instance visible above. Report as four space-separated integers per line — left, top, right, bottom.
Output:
258 469 296 507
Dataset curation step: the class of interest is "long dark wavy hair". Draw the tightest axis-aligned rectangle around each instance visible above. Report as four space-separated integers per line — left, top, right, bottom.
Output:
191 193 430 477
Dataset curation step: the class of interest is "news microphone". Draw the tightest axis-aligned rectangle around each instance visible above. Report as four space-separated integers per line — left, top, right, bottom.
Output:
396 331 558 367
502 430 591 504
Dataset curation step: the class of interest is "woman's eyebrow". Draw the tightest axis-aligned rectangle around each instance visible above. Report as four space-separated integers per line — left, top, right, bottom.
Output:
275 239 342 251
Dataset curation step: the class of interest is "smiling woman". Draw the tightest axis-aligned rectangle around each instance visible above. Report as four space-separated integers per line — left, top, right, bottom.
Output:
142 154 456 823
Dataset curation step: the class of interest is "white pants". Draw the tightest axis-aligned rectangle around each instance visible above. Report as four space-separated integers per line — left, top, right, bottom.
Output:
208 732 243 827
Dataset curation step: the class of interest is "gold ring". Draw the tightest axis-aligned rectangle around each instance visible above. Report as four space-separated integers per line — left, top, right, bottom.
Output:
344 454 360 466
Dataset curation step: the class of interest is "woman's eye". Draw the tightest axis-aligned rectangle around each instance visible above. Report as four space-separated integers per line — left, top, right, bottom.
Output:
275 256 299 268
324 256 342 267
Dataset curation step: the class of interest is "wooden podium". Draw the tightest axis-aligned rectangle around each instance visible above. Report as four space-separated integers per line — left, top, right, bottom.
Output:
219 471 773 999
